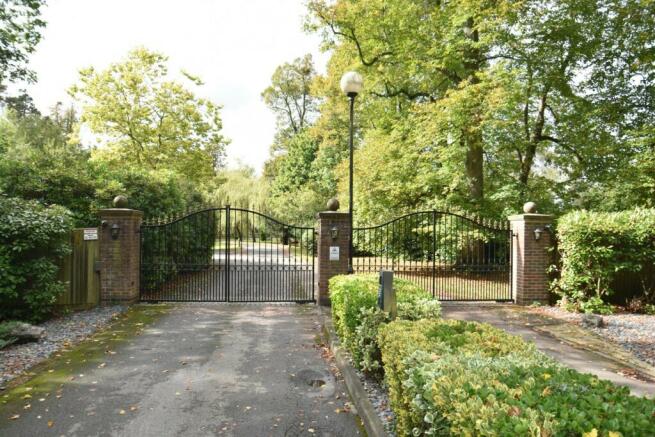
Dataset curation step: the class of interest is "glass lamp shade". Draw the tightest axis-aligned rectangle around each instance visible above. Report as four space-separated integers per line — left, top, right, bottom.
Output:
340 71 363 95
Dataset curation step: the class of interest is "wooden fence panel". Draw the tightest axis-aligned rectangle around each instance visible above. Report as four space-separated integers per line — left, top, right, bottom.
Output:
57 228 100 307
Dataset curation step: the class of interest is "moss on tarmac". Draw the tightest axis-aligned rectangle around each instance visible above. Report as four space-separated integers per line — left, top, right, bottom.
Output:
0 304 171 414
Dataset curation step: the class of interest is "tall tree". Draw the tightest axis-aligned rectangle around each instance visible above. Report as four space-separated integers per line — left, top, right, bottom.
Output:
307 0 655 218
69 47 229 183
262 54 317 149
0 0 46 87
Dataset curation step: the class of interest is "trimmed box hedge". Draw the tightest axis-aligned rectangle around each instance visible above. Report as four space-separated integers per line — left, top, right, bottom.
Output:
329 274 440 374
554 208 655 313
379 319 655 437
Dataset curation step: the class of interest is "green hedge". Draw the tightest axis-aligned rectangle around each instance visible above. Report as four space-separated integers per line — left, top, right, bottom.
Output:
0 196 73 322
379 319 655 437
329 274 440 375
554 208 655 313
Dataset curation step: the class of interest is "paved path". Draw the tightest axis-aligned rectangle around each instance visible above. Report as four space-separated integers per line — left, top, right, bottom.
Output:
0 304 362 437
442 303 655 398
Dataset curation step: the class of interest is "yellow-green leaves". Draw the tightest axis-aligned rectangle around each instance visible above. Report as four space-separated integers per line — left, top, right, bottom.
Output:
69 47 228 184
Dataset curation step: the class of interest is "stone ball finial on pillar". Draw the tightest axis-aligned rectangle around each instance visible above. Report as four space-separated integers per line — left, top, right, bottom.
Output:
523 201 537 214
326 198 340 211
113 195 129 208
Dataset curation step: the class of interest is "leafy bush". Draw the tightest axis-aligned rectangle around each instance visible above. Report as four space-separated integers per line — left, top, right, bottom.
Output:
94 166 204 220
378 319 537 434
554 208 655 312
378 319 655 437
356 299 442 374
329 274 440 374
0 196 73 322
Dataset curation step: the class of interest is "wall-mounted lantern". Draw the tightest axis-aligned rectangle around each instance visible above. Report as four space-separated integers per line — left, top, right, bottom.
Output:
330 226 339 241
534 227 543 241
111 223 121 240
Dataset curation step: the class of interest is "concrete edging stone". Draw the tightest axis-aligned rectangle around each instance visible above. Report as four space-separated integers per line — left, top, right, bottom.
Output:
319 308 388 437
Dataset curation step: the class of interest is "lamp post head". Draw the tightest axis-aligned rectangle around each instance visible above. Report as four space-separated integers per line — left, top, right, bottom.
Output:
340 71 363 97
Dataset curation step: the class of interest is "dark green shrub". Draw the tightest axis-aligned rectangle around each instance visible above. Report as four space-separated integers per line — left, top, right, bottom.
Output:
554 208 655 312
0 196 73 322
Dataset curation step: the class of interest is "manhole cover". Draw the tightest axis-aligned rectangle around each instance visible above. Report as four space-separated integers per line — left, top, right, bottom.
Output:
309 378 326 388
291 369 335 396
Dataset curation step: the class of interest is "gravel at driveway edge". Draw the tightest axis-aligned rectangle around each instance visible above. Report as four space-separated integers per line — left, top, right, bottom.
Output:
532 321 655 382
320 308 386 437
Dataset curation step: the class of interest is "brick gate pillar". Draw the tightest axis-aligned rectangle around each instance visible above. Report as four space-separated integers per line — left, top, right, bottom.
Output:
98 196 143 303
316 198 351 306
508 202 554 305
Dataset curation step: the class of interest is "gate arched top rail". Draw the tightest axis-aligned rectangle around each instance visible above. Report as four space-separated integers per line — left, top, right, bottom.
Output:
142 206 313 230
230 207 314 231
354 210 509 232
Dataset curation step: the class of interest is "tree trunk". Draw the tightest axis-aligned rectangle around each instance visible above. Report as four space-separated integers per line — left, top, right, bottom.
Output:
465 136 484 202
462 18 484 204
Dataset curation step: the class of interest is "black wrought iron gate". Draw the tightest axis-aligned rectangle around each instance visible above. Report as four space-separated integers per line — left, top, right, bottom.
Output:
353 211 512 301
140 206 315 302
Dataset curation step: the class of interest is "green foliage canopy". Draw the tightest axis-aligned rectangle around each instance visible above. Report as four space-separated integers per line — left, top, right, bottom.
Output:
70 48 229 184
304 0 655 220
0 0 45 86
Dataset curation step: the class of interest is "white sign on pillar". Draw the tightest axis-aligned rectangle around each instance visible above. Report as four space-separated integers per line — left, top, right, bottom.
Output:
329 246 340 261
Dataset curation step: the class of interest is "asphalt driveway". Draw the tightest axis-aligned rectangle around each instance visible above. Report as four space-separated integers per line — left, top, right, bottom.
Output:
0 304 362 437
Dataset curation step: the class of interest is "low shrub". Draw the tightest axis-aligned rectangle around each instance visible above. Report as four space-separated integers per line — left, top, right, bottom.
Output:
554 208 655 312
379 319 655 437
329 274 440 375
378 319 538 434
0 196 73 322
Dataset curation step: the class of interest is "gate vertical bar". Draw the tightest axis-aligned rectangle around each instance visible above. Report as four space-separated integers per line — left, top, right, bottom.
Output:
225 205 231 302
432 210 437 298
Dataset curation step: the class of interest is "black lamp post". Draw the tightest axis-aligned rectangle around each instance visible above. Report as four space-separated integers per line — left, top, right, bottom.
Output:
340 71 363 274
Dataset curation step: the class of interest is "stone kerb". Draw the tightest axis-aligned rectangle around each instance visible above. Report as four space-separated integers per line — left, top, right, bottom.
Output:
98 206 143 304
508 206 554 305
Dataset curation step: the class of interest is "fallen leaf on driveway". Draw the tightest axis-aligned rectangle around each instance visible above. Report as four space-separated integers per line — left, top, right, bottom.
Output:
9 414 20 420
119 409 126 415
48 420 54 428
98 363 106 368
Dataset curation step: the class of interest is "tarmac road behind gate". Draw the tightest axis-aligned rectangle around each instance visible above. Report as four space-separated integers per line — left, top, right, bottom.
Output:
0 304 363 437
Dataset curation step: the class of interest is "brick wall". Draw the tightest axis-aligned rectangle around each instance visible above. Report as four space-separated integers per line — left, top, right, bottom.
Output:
98 209 143 303
509 213 554 305
316 211 351 306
